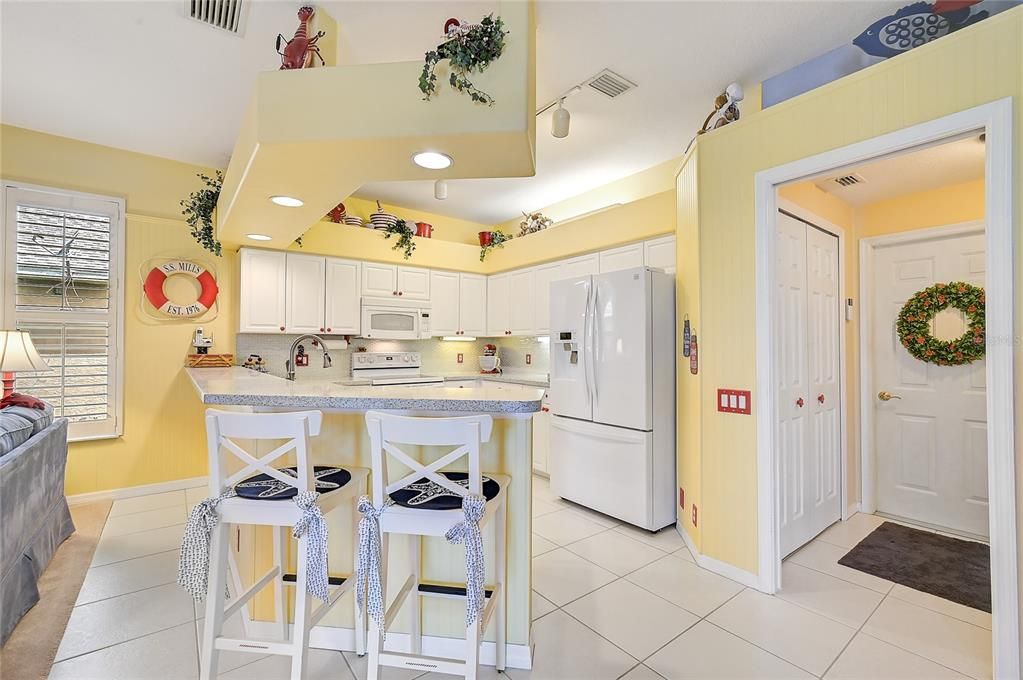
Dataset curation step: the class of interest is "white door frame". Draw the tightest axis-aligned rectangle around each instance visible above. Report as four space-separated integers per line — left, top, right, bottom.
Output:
754 98 1017 679
859 220 986 518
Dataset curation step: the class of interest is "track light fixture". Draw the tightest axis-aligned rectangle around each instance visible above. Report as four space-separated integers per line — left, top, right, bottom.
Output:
434 179 448 200
551 99 571 139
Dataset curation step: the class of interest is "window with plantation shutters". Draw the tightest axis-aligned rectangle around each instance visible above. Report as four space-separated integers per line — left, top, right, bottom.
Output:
3 183 125 441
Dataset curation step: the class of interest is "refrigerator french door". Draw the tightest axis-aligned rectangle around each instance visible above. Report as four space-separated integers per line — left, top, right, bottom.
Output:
549 267 676 530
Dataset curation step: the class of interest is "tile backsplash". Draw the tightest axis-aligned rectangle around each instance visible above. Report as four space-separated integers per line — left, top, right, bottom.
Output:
235 334 549 380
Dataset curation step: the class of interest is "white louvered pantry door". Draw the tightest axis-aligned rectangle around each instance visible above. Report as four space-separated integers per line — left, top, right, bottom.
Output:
777 212 842 558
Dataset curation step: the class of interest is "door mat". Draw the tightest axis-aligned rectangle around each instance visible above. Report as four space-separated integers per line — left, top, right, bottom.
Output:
838 521 990 612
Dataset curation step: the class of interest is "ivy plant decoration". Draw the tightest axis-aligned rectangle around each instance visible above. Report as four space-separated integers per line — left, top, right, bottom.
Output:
896 281 985 366
180 171 223 257
383 220 417 260
478 229 512 262
419 14 508 106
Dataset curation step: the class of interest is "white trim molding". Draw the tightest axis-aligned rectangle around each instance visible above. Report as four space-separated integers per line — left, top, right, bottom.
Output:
67 475 208 506
677 522 760 589
753 98 1017 679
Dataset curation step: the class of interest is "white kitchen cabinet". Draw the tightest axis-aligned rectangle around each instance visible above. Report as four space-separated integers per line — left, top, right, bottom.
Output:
599 243 645 273
508 268 535 336
459 274 487 337
533 391 551 475
532 262 562 336
487 273 510 336
324 257 360 335
644 235 676 274
362 262 397 297
285 253 326 334
429 271 460 336
560 253 599 280
239 248 288 333
397 266 431 300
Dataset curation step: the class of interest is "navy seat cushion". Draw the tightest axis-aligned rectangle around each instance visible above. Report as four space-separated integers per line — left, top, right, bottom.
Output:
234 465 352 500
0 412 33 457
2 403 54 435
389 472 500 510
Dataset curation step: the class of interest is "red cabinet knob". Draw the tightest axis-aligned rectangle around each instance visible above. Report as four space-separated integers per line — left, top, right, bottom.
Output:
541 406 550 412
327 328 332 332
398 291 403 296
796 397 804 408
392 291 397 295
818 394 825 404
280 326 286 332
319 327 324 332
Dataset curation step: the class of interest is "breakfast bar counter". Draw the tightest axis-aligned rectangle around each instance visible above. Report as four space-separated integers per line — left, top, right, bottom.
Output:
185 367 541 669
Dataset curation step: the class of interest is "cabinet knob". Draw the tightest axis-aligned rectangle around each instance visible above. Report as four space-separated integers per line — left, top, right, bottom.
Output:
327 328 332 332
398 291 403 296
817 394 825 404
541 406 550 412
796 397 804 408
280 326 286 332
392 291 397 296
319 327 324 332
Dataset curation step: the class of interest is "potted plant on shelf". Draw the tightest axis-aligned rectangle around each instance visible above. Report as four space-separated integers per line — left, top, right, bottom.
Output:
180 171 223 256
478 229 512 261
419 14 508 106
383 219 417 259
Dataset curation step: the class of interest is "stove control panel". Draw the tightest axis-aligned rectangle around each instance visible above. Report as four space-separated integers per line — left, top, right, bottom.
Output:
352 352 422 370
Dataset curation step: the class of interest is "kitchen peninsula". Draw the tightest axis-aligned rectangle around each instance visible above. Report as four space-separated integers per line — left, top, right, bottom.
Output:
186 367 542 668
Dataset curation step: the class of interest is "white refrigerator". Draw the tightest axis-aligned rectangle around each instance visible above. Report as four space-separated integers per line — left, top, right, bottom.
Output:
548 267 677 531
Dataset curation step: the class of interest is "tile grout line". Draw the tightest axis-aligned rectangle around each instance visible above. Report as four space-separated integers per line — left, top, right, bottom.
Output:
817 583 892 679
51 618 197 667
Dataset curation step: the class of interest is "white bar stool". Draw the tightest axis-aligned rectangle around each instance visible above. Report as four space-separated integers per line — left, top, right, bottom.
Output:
360 410 508 680
192 409 369 680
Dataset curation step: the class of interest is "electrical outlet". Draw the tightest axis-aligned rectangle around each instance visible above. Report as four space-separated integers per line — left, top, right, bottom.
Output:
526 353 532 365
692 504 698 527
457 353 464 364
679 487 684 509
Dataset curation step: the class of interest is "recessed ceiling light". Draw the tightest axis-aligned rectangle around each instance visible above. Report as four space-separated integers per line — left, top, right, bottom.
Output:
247 233 273 241
270 195 304 207
413 152 453 170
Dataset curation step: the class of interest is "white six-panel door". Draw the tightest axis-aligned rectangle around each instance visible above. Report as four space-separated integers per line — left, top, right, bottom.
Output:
776 212 841 557
871 229 988 537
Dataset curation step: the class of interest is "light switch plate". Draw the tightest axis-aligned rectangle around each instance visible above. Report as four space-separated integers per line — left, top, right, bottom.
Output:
457 353 464 364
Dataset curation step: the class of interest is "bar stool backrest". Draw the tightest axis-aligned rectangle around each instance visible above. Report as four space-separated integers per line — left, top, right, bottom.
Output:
205 408 323 497
364 411 494 508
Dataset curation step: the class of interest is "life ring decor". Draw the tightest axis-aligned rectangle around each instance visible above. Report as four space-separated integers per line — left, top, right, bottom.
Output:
896 281 985 366
143 260 220 318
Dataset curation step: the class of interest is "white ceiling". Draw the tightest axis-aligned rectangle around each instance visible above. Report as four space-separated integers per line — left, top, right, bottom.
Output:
1 0 906 224
813 135 986 206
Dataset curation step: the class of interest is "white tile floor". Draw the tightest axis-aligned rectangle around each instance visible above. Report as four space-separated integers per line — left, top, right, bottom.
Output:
47 477 992 679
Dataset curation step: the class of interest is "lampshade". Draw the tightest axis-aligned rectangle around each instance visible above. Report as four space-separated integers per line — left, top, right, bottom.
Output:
0 330 49 372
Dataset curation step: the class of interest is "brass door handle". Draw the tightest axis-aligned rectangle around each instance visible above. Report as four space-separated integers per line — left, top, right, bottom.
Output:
878 391 902 401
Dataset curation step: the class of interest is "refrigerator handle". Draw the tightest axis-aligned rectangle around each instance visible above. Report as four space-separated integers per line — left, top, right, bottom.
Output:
582 281 594 407
590 283 599 404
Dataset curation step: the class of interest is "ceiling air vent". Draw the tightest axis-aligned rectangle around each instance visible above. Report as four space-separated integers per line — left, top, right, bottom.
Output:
185 0 246 34
586 69 637 99
831 173 865 187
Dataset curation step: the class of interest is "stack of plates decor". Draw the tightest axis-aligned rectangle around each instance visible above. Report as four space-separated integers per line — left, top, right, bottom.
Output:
343 216 364 227
369 201 398 230
326 202 347 223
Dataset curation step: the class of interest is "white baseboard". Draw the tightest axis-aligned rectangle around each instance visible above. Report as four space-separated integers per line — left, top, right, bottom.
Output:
677 521 762 590
844 502 861 521
246 620 533 670
67 475 208 506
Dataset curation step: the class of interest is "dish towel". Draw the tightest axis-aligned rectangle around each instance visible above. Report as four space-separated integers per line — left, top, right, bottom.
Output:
292 490 330 603
355 495 391 633
178 489 236 601
445 494 487 630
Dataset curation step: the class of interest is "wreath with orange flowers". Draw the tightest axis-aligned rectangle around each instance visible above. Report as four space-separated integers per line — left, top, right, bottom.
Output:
896 281 985 366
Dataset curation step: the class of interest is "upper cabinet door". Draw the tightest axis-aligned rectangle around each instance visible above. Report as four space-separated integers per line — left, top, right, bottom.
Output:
325 257 360 335
561 253 599 280
599 243 645 273
362 262 397 297
239 248 287 333
285 253 326 334
459 274 487 337
532 262 562 336
487 273 510 336
507 268 536 336
645 235 676 274
429 271 460 336
397 266 431 300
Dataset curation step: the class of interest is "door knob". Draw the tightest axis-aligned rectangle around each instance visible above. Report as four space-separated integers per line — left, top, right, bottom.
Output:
796 397 804 408
817 394 825 404
877 391 902 401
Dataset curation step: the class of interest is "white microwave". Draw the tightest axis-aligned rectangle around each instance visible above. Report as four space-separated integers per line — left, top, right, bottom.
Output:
360 297 431 340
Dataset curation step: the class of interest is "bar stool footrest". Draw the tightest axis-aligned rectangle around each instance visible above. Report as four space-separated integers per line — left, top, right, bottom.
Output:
417 582 494 599
282 573 348 587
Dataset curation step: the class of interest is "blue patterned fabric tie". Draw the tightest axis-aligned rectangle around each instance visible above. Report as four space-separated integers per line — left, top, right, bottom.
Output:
446 494 487 630
178 489 236 601
292 491 330 603
355 495 391 633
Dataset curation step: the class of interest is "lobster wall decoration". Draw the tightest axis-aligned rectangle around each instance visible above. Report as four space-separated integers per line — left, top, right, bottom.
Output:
276 6 325 70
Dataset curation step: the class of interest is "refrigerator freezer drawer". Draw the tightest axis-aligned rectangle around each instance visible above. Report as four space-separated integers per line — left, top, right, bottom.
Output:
549 417 655 529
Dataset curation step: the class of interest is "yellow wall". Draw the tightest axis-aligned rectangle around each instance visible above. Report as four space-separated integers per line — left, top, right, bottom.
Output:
680 8 1021 578
1 125 238 495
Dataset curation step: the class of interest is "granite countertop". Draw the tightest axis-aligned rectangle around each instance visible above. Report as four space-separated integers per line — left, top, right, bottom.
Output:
439 372 549 388
186 367 544 413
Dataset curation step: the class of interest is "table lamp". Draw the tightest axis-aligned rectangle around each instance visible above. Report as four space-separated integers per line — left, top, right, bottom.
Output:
0 330 50 399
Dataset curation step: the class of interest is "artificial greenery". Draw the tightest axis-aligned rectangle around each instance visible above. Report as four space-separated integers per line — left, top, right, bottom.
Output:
419 14 508 106
383 220 417 259
180 171 223 257
896 281 985 366
479 230 512 261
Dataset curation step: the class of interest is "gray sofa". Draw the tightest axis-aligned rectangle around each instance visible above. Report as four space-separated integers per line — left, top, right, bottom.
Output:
0 413 74 644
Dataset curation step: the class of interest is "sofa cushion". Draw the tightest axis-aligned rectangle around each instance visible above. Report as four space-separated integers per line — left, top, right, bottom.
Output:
0 412 33 457
1 403 54 435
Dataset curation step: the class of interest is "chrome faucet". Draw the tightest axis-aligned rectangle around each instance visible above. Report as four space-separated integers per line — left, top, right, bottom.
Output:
285 334 332 381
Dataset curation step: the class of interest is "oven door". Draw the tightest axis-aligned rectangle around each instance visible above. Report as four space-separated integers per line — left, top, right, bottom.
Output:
361 306 422 339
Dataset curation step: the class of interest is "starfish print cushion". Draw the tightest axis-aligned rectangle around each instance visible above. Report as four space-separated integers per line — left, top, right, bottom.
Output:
389 472 500 510
235 465 353 500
